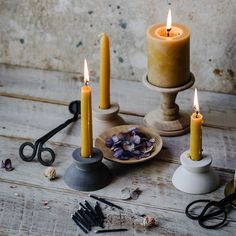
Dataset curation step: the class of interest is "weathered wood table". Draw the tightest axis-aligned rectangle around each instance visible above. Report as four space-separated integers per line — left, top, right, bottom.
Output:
0 64 235 235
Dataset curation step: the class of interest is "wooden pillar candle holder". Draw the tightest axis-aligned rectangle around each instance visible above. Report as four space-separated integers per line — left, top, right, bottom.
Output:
172 150 219 194
142 73 195 136
64 147 111 191
93 103 125 138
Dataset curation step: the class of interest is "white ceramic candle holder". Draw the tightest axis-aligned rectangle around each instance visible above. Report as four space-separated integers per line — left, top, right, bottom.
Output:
172 150 219 194
93 102 125 138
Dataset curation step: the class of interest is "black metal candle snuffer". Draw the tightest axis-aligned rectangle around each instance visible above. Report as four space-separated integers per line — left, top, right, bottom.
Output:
19 100 81 166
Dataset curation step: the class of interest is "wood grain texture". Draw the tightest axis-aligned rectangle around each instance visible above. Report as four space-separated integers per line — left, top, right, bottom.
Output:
0 135 235 222
0 96 235 171
0 64 236 129
0 65 236 235
1 179 236 236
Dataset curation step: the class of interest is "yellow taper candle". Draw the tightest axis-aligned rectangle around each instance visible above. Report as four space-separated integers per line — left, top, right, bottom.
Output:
81 59 93 157
99 33 110 109
190 89 203 161
147 9 190 88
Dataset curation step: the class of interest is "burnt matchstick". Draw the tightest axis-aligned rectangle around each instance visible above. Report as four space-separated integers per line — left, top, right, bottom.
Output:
95 203 105 227
79 202 98 226
85 200 97 215
84 209 99 226
84 201 102 226
79 202 87 210
89 194 123 210
95 202 105 219
71 214 89 234
94 228 128 234
74 212 91 231
78 208 95 227
71 200 106 233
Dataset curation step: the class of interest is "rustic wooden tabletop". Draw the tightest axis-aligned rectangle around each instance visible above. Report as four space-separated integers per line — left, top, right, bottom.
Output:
0 64 235 235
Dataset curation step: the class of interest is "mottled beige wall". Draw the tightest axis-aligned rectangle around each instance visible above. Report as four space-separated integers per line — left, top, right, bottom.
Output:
0 0 235 93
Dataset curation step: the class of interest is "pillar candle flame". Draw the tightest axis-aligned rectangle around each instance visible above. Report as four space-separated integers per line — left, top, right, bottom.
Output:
194 88 199 114
84 59 89 85
166 9 172 33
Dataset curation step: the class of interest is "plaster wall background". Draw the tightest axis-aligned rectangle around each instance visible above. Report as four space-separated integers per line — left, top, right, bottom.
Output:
0 0 235 93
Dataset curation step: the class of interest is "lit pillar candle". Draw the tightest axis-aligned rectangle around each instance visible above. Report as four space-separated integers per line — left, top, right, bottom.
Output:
99 33 110 109
147 9 190 88
81 59 93 157
190 89 203 161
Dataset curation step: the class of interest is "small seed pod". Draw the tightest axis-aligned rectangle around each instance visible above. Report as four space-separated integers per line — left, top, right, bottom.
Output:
142 215 157 227
44 167 56 180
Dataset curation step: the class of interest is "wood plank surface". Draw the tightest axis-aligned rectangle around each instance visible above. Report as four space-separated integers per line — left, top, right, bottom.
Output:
0 64 236 235
1 181 235 236
0 96 235 171
0 64 236 129
0 135 235 222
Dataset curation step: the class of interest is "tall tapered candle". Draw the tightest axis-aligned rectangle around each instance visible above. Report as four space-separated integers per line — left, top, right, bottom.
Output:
81 59 93 157
190 89 203 161
99 33 110 109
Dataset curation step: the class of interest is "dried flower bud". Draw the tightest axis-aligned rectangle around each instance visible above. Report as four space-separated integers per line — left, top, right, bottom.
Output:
44 167 56 180
142 215 157 227
105 127 155 161
112 135 119 143
130 135 141 144
113 148 124 158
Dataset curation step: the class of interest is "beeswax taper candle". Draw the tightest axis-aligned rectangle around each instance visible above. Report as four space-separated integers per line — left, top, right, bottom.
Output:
99 33 110 109
190 89 203 161
81 59 93 157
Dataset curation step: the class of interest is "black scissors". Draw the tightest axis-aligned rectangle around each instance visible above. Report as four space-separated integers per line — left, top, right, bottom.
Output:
185 191 236 229
19 101 80 166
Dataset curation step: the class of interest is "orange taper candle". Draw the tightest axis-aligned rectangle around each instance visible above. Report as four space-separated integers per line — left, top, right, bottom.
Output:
81 59 93 157
99 33 110 109
190 89 203 161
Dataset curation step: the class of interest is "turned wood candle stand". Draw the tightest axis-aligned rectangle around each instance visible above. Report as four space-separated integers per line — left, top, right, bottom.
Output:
93 102 125 138
143 72 195 136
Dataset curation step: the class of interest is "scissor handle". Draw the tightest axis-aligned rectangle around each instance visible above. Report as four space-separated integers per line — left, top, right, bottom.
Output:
186 199 227 229
199 205 227 229
186 199 211 220
19 142 37 162
37 145 55 166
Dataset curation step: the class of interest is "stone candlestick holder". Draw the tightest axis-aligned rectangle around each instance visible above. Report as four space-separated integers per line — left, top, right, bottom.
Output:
172 150 219 194
64 147 111 191
93 103 125 138
143 73 195 136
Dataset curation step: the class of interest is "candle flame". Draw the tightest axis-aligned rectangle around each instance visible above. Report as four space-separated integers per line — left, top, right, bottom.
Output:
194 88 199 113
84 58 89 85
166 8 172 31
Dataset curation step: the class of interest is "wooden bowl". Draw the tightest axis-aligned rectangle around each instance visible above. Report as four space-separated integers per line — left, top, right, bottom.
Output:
95 125 163 164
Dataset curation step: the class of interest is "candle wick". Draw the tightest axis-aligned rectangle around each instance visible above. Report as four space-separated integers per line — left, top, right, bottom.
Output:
85 80 88 86
193 105 199 118
167 28 171 37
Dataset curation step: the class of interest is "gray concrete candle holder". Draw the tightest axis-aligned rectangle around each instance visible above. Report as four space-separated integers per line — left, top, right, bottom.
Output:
64 147 111 191
93 103 125 138
172 150 219 194
143 73 195 136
